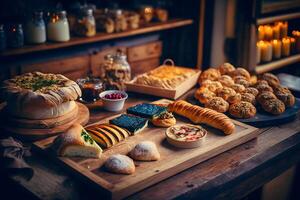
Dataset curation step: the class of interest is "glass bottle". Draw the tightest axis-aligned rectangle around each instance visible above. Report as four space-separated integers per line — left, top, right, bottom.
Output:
47 10 70 42
7 24 24 48
0 24 6 51
101 50 131 91
25 11 46 44
74 8 96 37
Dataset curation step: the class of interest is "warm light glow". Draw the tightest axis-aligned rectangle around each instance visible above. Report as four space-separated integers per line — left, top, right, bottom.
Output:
292 30 300 36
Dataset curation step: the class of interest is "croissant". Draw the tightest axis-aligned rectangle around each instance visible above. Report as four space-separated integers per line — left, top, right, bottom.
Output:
168 100 235 135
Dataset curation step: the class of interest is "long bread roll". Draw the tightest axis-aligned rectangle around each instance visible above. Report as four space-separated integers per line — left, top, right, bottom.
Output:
168 100 235 135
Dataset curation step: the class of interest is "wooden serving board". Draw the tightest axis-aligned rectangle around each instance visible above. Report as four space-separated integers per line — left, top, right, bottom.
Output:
34 101 259 200
125 68 201 99
1 102 89 138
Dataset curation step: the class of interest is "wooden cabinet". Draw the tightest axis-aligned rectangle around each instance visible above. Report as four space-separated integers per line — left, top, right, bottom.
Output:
128 41 162 62
20 55 90 80
130 58 160 77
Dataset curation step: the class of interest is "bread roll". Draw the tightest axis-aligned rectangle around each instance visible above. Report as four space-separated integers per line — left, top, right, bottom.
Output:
168 100 235 135
104 154 135 175
129 141 160 161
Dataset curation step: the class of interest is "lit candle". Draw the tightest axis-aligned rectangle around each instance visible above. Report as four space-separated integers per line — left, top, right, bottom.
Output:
256 42 261 64
288 37 296 54
292 30 300 53
258 25 265 40
272 25 280 39
276 21 288 38
271 39 282 59
258 41 272 62
264 25 273 41
282 37 291 57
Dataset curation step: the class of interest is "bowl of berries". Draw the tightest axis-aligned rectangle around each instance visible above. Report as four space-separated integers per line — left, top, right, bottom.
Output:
100 90 128 112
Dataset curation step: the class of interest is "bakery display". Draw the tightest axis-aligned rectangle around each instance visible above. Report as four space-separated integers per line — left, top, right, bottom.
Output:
129 141 160 161
109 114 148 135
229 101 257 119
151 112 176 127
104 154 135 175
165 124 207 148
127 103 167 119
168 100 235 135
52 124 102 158
1 72 81 119
134 65 198 89
195 63 296 118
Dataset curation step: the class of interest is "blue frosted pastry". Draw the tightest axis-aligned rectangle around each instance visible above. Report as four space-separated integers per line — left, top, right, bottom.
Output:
127 103 167 119
109 114 148 135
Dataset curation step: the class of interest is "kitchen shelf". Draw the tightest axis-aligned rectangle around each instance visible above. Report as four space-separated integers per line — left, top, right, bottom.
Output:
255 54 300 74
257 12 300 25
0 18 193 57
261 1 300 14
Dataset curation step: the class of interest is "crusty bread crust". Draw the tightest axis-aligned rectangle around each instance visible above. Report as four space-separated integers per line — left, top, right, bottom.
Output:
1 72 81 113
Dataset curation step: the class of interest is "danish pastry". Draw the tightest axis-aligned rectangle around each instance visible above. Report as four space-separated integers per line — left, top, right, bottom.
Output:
255 84 273 93
198 68 221 83
216 87 236 101
261 99 285 115
218 63 235 75
257 92 277 105
274 86 295 107
168 100 235 135
229 101 256 119
234 78 250 87
205 97 229 113
230 84 246 93
151 112 176 127
218 75 234 87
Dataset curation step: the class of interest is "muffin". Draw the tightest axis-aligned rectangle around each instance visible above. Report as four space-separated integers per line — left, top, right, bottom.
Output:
229 101 257 119
205 97 229 113
216 87 236 101
218 63 235 75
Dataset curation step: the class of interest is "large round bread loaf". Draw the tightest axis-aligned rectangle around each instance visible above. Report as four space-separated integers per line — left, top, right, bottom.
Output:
1 72 81 108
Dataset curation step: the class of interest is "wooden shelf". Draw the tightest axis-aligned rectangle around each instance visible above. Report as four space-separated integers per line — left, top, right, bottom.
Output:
257 12 300 25
262 1 300 14
0 19 193 57
255 54 300 74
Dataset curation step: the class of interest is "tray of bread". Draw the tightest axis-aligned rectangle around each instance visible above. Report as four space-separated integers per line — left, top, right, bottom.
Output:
193 63 299 127
34 99 258 200
0 72 89 139
125 59 201 99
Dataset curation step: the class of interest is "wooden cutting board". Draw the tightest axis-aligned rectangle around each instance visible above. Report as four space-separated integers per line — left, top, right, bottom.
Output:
1 102 89 138
34 100 259 200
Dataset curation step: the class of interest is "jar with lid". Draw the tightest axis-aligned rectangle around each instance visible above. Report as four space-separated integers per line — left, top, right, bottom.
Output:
25 11 46 44
74 8 96 37
7 24 24 48
47 11 70 42
76 77 104 102
101 50 131 90
0 25 6 51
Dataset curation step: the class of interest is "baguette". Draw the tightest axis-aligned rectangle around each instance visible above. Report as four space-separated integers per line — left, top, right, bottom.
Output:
168 100 235 135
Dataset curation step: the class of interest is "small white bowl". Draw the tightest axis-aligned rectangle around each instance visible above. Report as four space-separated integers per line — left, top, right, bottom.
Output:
100 90 128 112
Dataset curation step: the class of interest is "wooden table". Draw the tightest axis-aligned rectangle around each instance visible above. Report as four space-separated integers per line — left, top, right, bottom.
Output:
2 90 300 200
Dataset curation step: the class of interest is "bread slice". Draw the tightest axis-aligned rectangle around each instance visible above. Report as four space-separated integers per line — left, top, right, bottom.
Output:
109 124 130 138
53 124 102 158
86 129 110 149
98 124 123 142
94 127 117 145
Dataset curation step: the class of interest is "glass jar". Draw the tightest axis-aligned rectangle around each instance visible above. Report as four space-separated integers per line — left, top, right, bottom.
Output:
76 77 104 102
7 24 24 48
47 11 70 42
139 5 154 23
0 25 6 51
74 8 96 37
101 50 131 91
25 11 46 44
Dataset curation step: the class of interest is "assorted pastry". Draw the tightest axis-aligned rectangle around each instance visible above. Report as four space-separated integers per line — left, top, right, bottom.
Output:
133 65 198 89
195 63 296 118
